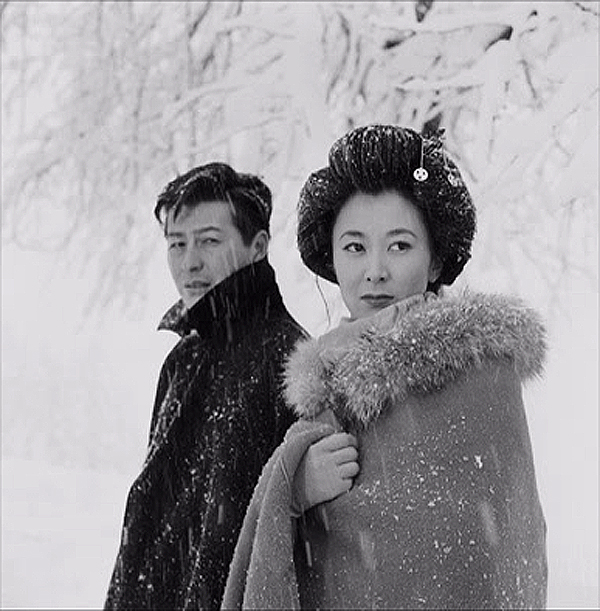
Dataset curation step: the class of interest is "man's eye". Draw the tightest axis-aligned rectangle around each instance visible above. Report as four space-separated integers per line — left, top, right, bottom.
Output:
169 242 185 250
202 237 220 246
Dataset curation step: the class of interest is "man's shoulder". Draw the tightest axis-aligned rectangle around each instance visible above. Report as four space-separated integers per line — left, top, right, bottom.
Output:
248 310 307 366
159 330 210 368
265 308 308 342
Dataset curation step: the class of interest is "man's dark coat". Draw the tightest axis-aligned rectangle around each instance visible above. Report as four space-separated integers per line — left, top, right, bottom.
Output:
105 259 306 610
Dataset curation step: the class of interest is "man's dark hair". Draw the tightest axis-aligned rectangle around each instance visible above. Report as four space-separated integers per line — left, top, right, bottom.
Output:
154 162 273 245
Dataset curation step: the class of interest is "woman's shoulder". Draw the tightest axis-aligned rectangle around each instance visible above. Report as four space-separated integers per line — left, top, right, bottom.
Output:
388 289 547 382
340 289 547 391
284 290 547 426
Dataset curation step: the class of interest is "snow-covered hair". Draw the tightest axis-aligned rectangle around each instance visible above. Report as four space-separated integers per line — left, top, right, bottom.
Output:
297 125 476 291
155 162 272 244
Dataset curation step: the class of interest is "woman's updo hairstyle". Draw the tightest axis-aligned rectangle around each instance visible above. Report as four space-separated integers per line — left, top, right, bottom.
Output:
297 125 476 292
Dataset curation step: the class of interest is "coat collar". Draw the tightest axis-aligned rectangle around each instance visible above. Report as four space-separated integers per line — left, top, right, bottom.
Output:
158 258 284 342
284 290 547 429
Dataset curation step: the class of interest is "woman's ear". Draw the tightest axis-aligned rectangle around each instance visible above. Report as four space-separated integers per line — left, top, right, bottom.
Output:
251 230 269 262
428 256 442 284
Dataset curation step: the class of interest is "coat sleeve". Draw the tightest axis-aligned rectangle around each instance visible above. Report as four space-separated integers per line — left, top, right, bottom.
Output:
221 420 336 610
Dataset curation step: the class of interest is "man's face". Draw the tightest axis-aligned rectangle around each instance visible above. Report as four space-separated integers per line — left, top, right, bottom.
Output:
166 201 263 309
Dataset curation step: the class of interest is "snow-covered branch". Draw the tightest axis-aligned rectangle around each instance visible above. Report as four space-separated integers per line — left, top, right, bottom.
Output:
2 0 597 315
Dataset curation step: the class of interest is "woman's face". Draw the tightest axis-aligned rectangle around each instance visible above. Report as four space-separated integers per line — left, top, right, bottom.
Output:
332 190 440 320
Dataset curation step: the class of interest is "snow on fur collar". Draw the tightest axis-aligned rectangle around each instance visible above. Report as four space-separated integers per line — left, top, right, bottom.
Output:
284 291 546 429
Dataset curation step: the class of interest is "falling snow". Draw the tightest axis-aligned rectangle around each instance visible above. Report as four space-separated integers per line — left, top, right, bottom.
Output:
223 290 555 609
104 260 306 609
1 2 598 608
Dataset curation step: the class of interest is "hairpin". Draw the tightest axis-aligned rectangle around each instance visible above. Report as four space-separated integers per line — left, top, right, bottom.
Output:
413 135 428 182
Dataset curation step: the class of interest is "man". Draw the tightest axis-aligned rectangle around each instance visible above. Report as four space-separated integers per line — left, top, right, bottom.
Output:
105 163 307 610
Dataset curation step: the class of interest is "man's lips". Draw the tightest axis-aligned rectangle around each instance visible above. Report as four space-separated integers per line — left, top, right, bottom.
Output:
184 281 211 291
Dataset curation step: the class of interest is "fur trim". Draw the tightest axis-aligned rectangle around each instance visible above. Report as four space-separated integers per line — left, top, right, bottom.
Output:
283 336 331 420
284 291 546 427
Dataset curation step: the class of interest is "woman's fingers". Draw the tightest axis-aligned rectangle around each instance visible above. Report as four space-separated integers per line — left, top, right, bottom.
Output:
291 431 360 511
333 445 359 465
338 460 360 480
318 432 357 452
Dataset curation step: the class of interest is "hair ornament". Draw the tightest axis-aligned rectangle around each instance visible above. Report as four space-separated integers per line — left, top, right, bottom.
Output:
413 134 428 182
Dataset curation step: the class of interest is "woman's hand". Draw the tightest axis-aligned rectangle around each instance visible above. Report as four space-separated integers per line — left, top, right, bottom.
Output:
291 432 359 514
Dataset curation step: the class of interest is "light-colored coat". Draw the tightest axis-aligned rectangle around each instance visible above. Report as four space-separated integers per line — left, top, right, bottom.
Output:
222 291 548 610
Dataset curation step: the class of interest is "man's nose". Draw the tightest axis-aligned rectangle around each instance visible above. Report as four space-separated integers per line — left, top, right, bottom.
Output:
365 252 389 283
182 243 203 271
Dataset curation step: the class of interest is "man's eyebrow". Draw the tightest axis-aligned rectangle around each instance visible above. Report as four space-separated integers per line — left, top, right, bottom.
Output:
193 226 223 234
166 226 224 238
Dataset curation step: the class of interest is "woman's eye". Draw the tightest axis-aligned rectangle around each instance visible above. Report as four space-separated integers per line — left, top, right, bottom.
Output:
343 242 364 253
390 241 411 252
202 237 220 246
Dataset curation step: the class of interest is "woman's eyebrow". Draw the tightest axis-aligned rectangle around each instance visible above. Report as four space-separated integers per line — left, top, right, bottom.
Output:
388 228 417 238
339 228 417 239
338 230 364 240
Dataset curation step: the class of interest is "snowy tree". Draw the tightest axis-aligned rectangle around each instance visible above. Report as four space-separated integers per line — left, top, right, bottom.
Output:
2 0 597 321
1 5 598 606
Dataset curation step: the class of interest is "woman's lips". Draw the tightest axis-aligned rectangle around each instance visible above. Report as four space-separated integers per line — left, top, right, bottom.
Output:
361 294 394 308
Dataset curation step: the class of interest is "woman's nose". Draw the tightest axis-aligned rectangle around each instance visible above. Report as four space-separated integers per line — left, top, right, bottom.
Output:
365 253 388 283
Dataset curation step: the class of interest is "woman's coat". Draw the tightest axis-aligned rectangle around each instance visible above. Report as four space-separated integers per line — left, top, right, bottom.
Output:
222 291 548 610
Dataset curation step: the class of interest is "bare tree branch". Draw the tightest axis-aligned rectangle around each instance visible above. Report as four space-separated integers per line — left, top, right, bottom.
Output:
573 1 600 17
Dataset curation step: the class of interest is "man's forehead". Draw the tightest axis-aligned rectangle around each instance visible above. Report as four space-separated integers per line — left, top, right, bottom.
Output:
167 200 236 230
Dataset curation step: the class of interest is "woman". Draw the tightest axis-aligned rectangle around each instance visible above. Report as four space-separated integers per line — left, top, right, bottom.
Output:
222 125 548 609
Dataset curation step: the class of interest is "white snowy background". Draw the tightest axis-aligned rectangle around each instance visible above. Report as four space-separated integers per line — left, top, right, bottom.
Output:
1 1 598 608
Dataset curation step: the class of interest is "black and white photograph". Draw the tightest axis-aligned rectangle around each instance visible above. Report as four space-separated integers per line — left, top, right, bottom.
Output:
1 1 598 609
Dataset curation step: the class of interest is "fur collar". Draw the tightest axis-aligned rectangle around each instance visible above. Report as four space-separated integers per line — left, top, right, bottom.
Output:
284 291 546 429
